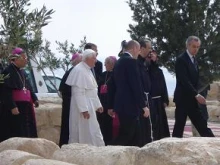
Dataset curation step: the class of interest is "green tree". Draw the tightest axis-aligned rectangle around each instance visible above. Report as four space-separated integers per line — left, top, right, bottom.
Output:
39 37 87 91
0 0 58 90
0 0 54 58
0 0 87 92
128 0 220 83
56 36 87 72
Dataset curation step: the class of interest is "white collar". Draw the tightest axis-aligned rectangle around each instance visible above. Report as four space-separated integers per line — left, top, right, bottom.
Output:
186 49 195 59
124 52 133 57
81 61 91 70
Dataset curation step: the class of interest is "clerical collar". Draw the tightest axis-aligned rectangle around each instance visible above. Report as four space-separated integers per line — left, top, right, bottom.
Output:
82 61 91 69
186 49 195 60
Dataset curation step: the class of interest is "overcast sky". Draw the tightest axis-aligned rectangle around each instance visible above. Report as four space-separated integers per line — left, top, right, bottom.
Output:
30 0 176 96
31 0 133 61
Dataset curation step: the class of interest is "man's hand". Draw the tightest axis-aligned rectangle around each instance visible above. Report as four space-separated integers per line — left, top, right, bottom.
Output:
195 94 206 105
108 109 115 118
97 107 103 113
11 107 20 115
82 111 90 119
34 101 39 108
143 107 150 118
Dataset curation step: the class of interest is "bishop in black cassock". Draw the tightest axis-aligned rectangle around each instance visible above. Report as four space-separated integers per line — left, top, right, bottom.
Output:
0 48 38 142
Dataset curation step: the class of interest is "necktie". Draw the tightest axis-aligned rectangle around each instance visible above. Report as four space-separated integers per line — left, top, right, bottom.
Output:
192 56 198 71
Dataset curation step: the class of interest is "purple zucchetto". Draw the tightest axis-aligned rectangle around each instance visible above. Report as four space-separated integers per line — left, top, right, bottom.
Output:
71 53 80 61
12 47 24 55
109 56 117 63
8 47 25 60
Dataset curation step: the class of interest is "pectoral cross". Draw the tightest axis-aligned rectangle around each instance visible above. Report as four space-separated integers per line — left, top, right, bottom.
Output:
23 87 27 94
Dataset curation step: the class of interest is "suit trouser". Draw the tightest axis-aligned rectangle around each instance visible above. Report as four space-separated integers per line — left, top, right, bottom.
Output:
111 114 142 147
172 99 214 137
192 90 209 137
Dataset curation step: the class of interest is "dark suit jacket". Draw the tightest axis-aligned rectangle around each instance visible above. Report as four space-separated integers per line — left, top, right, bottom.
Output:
94 60 103 85
174 51 199 103
109 53 146 118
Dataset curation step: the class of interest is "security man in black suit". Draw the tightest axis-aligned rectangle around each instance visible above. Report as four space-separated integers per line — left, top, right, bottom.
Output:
108 40 150 146
172 36 214 137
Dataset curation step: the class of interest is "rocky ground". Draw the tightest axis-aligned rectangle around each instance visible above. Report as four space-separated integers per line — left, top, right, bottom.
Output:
1 137 220 165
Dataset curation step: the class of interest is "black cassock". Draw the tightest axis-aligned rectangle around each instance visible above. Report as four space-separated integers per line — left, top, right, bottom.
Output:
97 71 113 145
0 63 38 142
149 62 170 140
58 67 74 147
137 55 152 146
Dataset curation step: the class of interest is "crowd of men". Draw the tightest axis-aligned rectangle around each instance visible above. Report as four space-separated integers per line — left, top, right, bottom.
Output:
0 35 215 147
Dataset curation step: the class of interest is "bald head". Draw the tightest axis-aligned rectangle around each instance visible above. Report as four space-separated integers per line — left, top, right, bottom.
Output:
124 40 139 50
124 40 140 59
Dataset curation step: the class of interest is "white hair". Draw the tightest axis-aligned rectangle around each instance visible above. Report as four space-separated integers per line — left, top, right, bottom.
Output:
186 36 201 46
82 49 96 61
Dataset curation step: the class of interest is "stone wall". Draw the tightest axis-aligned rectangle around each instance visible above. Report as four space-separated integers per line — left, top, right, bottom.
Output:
36 97 62 144
207 82 220 101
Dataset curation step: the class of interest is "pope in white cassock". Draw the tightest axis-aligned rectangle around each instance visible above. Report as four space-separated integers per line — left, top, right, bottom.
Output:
66 49 105 146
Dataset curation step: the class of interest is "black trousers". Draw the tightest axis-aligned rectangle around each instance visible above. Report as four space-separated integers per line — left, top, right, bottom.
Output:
111 114 142 147
172 99 214 137
199 89 209 121
0 103 11 142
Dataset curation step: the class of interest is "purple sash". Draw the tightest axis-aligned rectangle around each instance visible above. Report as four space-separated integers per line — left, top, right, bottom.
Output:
12 89 31 102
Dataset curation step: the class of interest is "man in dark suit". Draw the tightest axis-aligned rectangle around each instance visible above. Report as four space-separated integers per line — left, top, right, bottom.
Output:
108 40 150 146
84 43 103 85
172 36 214 137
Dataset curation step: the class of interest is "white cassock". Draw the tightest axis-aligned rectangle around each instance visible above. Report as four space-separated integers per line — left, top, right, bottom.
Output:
66 62 104 146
